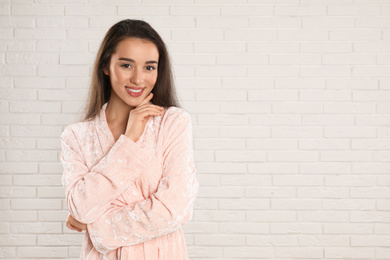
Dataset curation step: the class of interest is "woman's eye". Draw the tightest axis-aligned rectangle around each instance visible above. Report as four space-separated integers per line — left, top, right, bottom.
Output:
121 64 131 68
146 66 156 71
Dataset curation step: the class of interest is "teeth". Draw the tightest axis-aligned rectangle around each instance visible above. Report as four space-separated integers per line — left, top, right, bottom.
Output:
126 87 142 93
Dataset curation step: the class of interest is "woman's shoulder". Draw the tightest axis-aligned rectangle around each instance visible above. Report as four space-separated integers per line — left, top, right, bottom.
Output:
60 118 96 142
163 106 192 125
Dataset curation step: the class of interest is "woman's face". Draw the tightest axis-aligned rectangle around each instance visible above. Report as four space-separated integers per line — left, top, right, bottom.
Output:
105 37 159 109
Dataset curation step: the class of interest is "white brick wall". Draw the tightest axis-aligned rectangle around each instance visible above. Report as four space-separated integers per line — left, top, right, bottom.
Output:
0 1 389 259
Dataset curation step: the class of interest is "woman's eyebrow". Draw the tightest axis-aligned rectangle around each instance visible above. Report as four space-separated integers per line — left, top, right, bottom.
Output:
118 57 158 64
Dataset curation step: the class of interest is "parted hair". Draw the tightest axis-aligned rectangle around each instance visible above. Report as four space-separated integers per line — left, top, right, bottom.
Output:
84 19 179 120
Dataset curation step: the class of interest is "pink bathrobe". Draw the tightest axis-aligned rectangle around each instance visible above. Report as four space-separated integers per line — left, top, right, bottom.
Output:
60 103 199 259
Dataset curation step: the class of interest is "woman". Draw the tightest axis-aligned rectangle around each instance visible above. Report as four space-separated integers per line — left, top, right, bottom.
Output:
60 19 199 259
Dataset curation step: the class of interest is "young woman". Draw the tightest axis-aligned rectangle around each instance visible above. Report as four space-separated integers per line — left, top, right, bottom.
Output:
60 19 199 259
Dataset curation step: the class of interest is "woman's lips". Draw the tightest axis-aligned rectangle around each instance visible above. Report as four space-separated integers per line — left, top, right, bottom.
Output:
125 87 144 97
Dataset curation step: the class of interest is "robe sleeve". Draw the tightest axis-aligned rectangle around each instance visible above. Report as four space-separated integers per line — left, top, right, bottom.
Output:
86 109 199 254
61 126 159 224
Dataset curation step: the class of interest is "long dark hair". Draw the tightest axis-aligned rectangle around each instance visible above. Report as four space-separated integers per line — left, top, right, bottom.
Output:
84 19 179 120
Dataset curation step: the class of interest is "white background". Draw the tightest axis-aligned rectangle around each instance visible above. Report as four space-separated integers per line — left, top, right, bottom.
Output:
1 0 390 259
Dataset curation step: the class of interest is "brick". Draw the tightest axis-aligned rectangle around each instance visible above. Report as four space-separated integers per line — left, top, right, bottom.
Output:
0 28 14 39
11 223 61 234
0 187 36 198
17 247 67 258
6 150 58 162
223 246 274 258
248 90 298 101
272 126 323 138
377 199 390 210
10 101 61 113
39 162 65 174
303 114 354 126
271 199 322 210
196 162 246 174
328 5 380 15
38 210 68 222
325 175 376 187
268 151 318 162
301 66 351 77
298 187 349 198
216 150 266 162
323 53 376 65
220 102 270 114
375 151 390 162
219 198 269 210
0 210 37 222
271 223 322 234
195 234 245 246
219 126 270 138
355 42 390 53
38 187 65 198
171 5 220 15
299 235 349 246
273 103 322 114
247 211 296 222
13 174 61 186
221 4 273 15
0 162 38 174
11 126 63 137
37 40 88 52
188 246 223 258
199 186 244 198
183 222 219 234
352 162 390 174
38 89 88 101
0 247 14 257
247 138 297 150
198 115 249 126
325 248 375 259
195 90 246 101
218 53 268 65
1 64 35 76
327 79 378 90
250 17 301 28
194 198 218 210
15 28 65 40
0 199 10 210
172 29 223 41
60 53 95 65
351 211 390 222
220 222 269 234
38 234 83 246
357 17 390 28
325 102 375 114
353 67 390 77
225 29 276 41
321 151 372 162
0 235 36 246
356 115 390 126
299 138 350 150
11 4 63 15
298 211 348 222
354 90 390 101
195 42 246 54
0 137 35 149
223 78 273 89
197 16 247 29
220 174 272 186
323 199 375 210
324 223 373 234
273 175 323 186
193 126 219 138
303 17 354 28
250 114 301 126
248 234 298 246
196 65 246 77
330 30 381 41
246 186 296 198
0 175 11 185
14 77 65 89
270 54 321 65
65 5 116 15
301 42 352 53
375 224 390 234
378 54 390 65
352 139 390 150
42 114 81 126
194 210 245 222
248 42 299 53
259 161 290 175
325 126 376 138
351 187 390 199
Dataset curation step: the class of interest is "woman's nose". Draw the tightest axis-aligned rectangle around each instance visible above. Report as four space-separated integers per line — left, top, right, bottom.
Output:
130 68 144 85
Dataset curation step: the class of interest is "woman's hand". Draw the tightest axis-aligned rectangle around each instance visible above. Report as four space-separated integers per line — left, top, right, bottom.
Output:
66 214 87 232
125 93 164 142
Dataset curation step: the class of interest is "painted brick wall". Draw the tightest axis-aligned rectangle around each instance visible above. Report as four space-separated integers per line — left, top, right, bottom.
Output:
1 0 390 259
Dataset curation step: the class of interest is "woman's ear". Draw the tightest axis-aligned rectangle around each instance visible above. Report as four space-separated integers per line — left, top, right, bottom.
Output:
103 67 109 76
